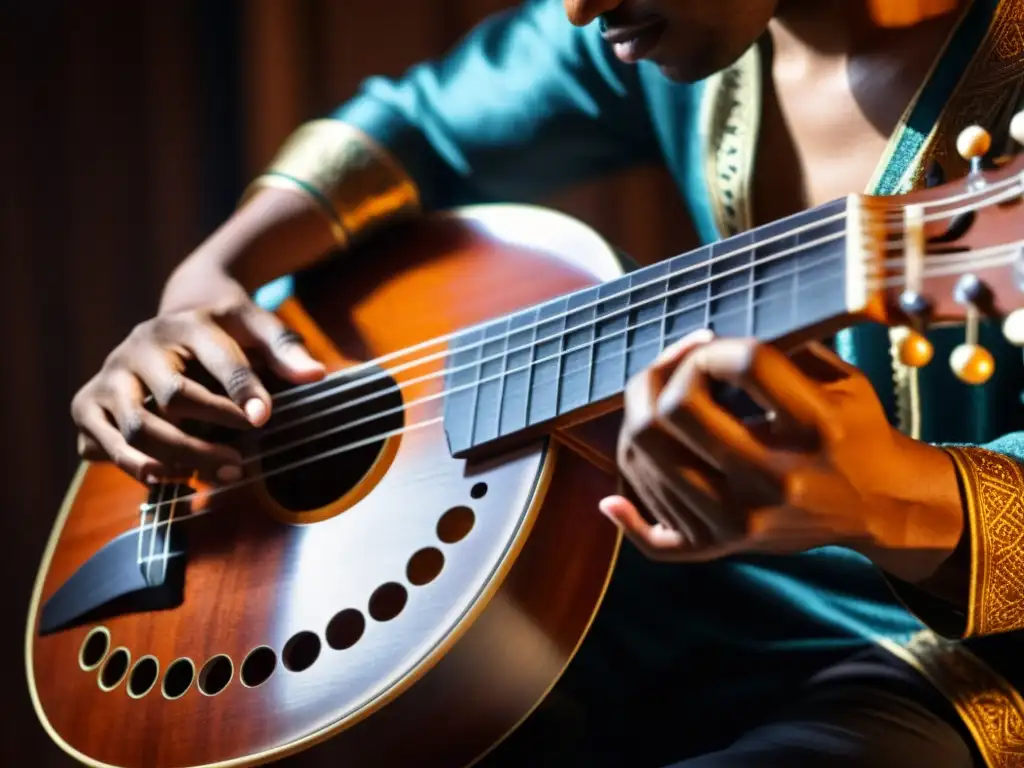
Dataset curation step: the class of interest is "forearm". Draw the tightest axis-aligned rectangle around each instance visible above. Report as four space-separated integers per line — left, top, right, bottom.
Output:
852 432 966 593
161 121 421 311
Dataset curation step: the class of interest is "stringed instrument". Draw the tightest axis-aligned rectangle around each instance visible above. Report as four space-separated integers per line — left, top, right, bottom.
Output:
26 119 1024 768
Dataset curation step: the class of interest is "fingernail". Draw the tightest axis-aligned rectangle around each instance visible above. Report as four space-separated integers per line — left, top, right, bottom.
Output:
282 345 324 372
217 465 243 483
658 328 714 362
244 399 268 425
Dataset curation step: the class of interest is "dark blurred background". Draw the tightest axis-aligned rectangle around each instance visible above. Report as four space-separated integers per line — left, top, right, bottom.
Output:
0 2 696 764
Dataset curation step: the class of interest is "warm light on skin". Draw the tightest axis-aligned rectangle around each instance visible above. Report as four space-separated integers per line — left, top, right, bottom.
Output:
866 0 963 27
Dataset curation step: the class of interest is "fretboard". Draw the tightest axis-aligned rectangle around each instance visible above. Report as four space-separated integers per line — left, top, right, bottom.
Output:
443 198 850 458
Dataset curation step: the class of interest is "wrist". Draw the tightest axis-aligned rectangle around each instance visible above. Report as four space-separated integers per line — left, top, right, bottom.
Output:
853 433 965 584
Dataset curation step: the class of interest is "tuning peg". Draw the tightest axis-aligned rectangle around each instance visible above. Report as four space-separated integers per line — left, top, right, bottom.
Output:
896 330 935 367
956 125 992 162
1010 111 1024 146
895 205 933 368
1003 309 1024 346
956 125 992 187
950 274 994 384
950 343 995 384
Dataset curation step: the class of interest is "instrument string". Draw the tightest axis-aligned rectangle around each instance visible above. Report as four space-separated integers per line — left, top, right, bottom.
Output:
133 244 1023 525
249 251 846 465
267 177 1024 427
262 177 1024 439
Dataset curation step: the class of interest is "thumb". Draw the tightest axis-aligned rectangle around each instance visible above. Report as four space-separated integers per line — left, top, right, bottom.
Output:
235 304 326 384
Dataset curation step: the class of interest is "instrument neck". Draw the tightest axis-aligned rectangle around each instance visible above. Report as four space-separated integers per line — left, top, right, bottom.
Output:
444 197 853 458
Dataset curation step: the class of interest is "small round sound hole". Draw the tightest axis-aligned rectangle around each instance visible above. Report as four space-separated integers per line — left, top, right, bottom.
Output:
437 506 475 544
470 482 488 499
127 657 159 699
240 646 277 688
162 658 195 700
198 655 233 696
79 627 109 670
283 631 321 672
98 648 130 691
259 366 404 513
407 547 445 586
369 583 407 622
326 609 366 651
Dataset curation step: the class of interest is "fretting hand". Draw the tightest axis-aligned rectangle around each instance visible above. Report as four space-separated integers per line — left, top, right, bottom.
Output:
600 330 965 579
70 267 325 485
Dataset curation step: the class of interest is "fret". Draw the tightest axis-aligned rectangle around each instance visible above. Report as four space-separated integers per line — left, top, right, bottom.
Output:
442 326 485 454
663 243 713 349
468 320 510 445
444 198 851 457
526 297 568 426
495 308 538 436
555 288 598 415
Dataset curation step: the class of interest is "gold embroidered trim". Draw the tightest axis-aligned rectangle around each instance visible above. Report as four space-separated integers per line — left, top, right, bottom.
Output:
242 119 421 247
878 630 1024 767
698 43 762 237
943 447 1024 638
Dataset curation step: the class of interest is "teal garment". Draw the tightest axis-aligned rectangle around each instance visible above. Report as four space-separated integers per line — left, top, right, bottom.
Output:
255 0 1024 763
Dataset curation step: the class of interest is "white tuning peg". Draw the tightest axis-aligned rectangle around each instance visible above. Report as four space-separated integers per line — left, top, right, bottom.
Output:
1011 111 1024 147
956 125 992 162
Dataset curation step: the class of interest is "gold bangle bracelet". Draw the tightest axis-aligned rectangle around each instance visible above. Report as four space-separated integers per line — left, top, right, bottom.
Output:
240 173 349 246
240 119 420 249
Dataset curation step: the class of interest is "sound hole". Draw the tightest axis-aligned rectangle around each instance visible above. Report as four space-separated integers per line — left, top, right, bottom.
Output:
99 648 130 691
259 365 404 513
198 654 233 696
127 657 159 698
79 627 109 670
162 658 195 699
369 583 408 622
407 547 445 586
437 506 475 544
240 646 277 688
326 609 366 651
283 631 321 672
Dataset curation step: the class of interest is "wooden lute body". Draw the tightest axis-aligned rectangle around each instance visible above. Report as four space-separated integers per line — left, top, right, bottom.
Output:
28 205 628 768
27 142 1024 767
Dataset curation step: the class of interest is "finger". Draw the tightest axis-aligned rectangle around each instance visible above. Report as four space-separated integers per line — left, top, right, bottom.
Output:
628 429 724 544
179 322 273 426
76 403 165 482
688 339 834 442
229 305 326 384
76 433 105 462
129 412 244 484
598 494 697 562
655 370 773 475
651 327 716 376
622 327 716 437
787 341 860 385
133 346 250 430
622 452 707 547
106 374 243 481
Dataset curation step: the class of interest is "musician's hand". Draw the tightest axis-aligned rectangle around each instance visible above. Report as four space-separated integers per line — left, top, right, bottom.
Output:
70 268 326 485
600 330 964 579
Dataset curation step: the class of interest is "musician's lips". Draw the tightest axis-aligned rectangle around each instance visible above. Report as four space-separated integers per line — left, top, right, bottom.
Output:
601 17 668 64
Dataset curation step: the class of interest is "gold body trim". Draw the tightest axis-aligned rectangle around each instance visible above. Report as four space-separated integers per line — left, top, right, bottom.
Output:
242 119 422 247
25 204 625 768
